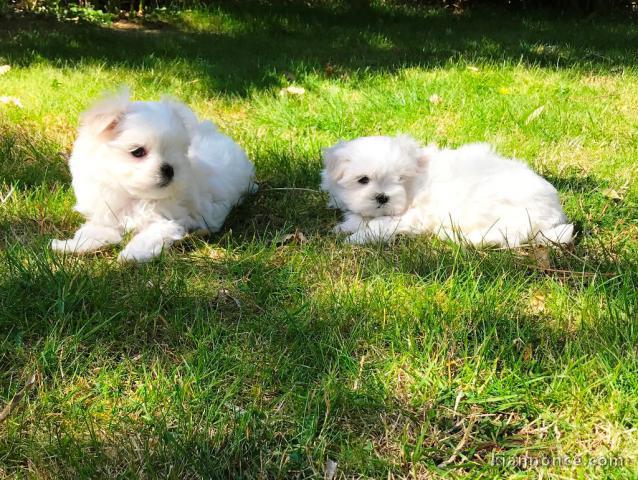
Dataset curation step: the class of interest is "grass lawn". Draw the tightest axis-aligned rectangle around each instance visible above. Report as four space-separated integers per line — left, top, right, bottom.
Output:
1 3 638 477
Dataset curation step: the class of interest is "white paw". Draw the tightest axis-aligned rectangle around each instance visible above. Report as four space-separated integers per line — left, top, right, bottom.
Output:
51 239 70 252
346 229 395 244
333 222 352 234
334 217 362 234
346 232 368 244
118 245 160 263
50 238 96 254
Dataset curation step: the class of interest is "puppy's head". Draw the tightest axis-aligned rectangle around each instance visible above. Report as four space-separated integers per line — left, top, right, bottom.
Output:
76 90 199 199
321 135 428 218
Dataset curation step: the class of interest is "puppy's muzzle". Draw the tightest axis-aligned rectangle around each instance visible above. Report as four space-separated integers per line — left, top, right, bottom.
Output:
159 163 174 187
375 193 389 205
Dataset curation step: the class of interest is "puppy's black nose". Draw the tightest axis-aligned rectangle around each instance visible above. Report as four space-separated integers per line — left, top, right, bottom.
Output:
159 163 174 186
375 193 389 205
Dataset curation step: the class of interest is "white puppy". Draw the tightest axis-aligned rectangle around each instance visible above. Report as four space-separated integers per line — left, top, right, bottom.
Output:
52 91 256 262
321 135 574 247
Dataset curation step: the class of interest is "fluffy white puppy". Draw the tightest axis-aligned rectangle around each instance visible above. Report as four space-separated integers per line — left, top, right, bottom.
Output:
52 91 256 262
321 135 574 247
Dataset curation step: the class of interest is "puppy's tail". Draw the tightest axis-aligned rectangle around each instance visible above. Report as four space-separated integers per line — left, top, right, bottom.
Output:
536 223 574 246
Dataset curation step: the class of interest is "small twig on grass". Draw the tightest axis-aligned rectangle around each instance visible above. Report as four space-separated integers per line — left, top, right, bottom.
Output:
0 185 15 204
525 264 619 279
515 244 619 279
438 408 479 468
258 187 325 195
0 373 37 423
325 458 338 480
274 229 308 247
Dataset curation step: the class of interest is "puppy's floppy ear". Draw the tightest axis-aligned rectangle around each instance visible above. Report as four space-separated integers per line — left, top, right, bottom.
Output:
322 141 350 182
417 143 438 171
80 87 130 138
161 97 200 136
395 134 433 172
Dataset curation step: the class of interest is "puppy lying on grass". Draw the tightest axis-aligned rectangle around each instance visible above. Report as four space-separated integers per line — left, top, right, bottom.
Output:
52 91 256 262
321 135 573 247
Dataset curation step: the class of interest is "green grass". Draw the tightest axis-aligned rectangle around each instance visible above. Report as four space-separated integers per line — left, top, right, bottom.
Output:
1 3 638 478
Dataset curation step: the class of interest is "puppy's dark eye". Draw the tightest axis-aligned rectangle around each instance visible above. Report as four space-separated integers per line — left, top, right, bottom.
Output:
130 147 147 158
358 176 370 185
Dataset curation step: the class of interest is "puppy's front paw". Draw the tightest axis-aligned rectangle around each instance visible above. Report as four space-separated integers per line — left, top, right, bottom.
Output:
51 239 70 252
333 222 352 234
51 238 98 254
346 228 395 244
346 231 369 244
334 216 362 234
118 245 158 263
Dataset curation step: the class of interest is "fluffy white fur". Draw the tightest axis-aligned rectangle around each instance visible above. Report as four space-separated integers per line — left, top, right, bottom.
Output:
52 91 256 262
321 135 574 247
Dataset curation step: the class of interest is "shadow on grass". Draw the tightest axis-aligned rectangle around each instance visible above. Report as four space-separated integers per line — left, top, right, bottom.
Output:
1 3 636 96
1 236 634 368
1 238 636 474
0 123 70 188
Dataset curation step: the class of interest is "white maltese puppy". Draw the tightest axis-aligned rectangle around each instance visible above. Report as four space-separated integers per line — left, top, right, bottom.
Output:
321 135 574 247
52 91 256 262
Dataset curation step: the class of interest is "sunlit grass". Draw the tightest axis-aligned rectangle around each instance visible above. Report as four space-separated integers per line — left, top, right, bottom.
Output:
0 3 637 478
